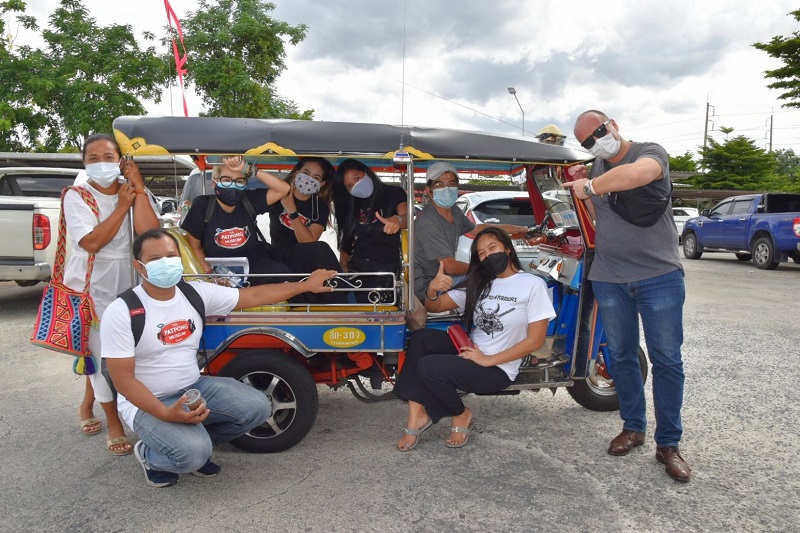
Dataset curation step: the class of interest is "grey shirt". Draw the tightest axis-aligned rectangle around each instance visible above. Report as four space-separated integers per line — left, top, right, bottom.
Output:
413 203 475 299
588 142 682 283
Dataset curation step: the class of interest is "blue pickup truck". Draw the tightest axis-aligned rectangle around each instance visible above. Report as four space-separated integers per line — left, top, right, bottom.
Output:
681 193 800 270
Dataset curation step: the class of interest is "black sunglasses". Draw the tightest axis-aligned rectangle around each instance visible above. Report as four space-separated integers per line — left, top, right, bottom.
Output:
580 120 610 150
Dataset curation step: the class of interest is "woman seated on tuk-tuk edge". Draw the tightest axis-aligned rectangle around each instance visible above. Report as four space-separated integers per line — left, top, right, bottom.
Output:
331 158 408 303
394 227 556 450
180 156 345 303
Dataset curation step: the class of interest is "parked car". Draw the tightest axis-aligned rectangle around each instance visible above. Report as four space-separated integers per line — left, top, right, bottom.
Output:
453 190 580 262
682 193 800 269
672 206 699 241
0 167 79 285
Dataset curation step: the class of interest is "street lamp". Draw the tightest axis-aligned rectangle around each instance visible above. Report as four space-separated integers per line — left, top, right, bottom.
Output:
507 86 524 136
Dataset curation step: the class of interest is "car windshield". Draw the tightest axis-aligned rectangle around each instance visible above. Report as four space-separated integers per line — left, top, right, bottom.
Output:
0 174 76 197
473 198 536 226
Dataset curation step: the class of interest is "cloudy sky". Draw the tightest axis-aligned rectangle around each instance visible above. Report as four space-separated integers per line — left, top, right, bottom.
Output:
17 0 800 157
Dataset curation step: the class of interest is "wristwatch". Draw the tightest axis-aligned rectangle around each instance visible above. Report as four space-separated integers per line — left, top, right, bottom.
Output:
288 211 300 220
582 179 597 197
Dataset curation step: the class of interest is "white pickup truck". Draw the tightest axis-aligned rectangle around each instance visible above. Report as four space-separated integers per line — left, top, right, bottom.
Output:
0 167 80 286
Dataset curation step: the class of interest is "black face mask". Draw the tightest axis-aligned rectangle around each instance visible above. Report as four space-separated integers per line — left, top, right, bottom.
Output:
481 252 509 275
215 186 246 207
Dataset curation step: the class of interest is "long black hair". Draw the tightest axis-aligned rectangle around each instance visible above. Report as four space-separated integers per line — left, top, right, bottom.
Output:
331 159 398 250
463 227 523 333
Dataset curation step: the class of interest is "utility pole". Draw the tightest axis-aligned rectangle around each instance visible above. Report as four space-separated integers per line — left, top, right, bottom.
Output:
702 97 714 172
768 110 774 153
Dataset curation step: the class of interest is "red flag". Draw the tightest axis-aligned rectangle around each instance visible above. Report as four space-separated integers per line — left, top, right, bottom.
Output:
164 0 189 117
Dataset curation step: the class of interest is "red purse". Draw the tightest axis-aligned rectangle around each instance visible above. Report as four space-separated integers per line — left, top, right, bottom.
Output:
447 324 474 350
30 187 100 372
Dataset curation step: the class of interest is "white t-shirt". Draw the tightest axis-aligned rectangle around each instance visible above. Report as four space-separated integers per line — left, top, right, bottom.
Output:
62 184 158 314
101 281 239 428
448 272 556 380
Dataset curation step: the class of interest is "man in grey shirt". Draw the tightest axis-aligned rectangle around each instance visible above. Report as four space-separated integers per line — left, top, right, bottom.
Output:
414 162 526 301
564 110 690 482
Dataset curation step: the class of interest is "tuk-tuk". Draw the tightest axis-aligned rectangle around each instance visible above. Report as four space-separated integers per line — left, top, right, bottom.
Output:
112 116 647 453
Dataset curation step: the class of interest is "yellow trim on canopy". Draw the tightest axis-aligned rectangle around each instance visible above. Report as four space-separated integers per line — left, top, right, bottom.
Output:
245 142 297 156
113 129 170 156
382 146 433 160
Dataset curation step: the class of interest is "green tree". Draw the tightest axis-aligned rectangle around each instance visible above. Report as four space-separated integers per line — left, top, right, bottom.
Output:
37 0 169 150
767 148 800 192
0 0 48 151
669 151 698 172
1 0 168 151
753 10 800 108
689 135 776 189
179 0 312 119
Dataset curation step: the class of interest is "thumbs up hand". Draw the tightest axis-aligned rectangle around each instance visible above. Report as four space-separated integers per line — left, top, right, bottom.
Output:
429 260 453 293
375 212 401 235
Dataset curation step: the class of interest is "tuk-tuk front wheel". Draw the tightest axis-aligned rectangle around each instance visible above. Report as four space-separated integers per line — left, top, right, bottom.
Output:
567 347 647 412
219 349 318 453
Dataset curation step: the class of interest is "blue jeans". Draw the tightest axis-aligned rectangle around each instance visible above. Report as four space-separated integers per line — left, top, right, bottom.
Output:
132 376 271 473
592 269 685 447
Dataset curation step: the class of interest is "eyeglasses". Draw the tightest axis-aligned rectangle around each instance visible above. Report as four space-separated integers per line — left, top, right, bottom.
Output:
430 180 458 190
216 176 248 188
580 120 610 150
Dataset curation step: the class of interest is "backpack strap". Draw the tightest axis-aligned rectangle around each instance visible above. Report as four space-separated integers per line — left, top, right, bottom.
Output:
118 288 146 347
176 280 206 333
203 194 216 224
118 281 205 347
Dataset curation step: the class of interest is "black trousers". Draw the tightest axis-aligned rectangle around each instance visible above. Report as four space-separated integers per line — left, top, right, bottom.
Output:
348 255 399 304
251 241 347 304
393 328 512 423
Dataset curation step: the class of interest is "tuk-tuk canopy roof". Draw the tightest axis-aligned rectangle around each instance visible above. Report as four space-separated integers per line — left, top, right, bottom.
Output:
113 116 590 172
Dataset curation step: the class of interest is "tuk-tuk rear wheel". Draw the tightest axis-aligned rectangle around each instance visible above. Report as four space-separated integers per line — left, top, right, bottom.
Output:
567 347 647 412
219 349 318 453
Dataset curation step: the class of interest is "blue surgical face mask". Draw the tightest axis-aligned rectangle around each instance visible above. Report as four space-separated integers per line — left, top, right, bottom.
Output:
85 162 121 188
432 186 459 208
139 256 184 288
349 175 374 198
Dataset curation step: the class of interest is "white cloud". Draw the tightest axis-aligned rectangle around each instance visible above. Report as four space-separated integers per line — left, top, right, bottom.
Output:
13 0 800 156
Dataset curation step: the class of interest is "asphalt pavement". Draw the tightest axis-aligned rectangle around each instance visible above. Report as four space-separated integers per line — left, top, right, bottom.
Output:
0 253 798 533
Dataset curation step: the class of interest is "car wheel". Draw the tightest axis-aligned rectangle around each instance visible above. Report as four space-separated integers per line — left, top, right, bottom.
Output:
219 349 318 453
735 253 752 261
751 237 779 270
567 347 648 412
682 233 702 259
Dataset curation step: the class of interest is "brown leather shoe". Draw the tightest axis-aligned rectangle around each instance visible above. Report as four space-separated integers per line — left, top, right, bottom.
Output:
656 446 691 482
607 429 646 456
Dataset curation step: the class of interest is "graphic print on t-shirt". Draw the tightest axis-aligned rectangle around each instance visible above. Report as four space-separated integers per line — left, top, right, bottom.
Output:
358 208 377 225
214 226 251 249
474 302 515 336
156 319 196 345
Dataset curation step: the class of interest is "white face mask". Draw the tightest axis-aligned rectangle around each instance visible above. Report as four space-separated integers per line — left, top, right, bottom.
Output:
588 132 621 159
85 162 121 187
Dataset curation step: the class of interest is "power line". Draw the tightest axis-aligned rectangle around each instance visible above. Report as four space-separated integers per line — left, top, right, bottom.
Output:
396 80 522 132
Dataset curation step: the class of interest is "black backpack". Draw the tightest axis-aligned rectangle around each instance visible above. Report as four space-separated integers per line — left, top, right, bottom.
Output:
118 281 205 346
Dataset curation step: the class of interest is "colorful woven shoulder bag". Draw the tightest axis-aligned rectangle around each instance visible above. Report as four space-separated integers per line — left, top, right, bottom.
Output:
30 186 100 374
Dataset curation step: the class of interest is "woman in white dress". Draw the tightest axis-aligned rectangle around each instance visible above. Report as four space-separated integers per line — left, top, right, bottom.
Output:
66 134 159 455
